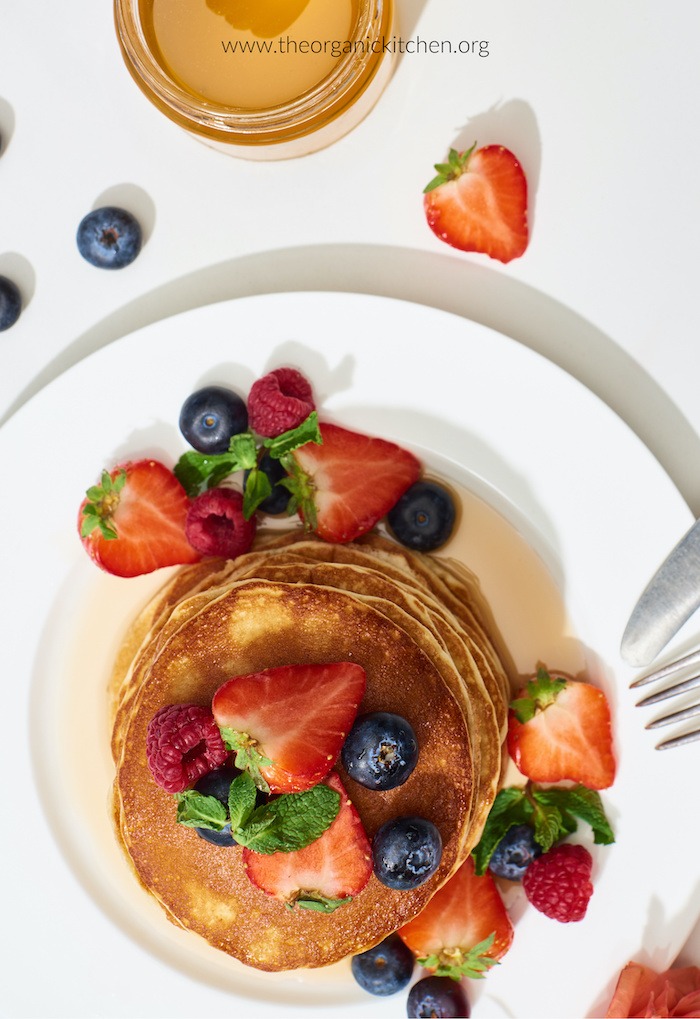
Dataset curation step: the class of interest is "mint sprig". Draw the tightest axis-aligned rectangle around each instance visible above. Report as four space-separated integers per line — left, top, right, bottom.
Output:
174 432 258 498
472 782 614 875
174 772 340 855
173 412 322 512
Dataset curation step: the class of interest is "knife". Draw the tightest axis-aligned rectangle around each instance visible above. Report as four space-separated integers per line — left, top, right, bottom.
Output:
620 517 700 667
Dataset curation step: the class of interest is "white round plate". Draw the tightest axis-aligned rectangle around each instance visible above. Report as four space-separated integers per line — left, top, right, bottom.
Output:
2 292 695 1019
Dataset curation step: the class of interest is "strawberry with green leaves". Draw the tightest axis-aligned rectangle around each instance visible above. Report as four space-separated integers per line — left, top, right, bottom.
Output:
424 143 528 264
398 855 513 980
288 422 422 543
507 667 616 790
212 662 367 793
243 771 373 913
78 459 201 577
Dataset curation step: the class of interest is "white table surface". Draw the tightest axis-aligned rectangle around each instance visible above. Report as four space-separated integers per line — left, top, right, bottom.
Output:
2 0 700 1012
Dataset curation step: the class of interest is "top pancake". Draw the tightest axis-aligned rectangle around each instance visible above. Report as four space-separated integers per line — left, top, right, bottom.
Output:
111 532 511 972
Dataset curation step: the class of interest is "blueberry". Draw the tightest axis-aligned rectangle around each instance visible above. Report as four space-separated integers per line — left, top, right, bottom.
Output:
194 765 240 803
0 275 21 331
488 823 542 881
406 975 470 1018
76 206 142 269
373 816 442 890
351 933 414 996
387 480 456 552
244 451 291 515
341 712 418 791
179 385 249 454
193 766 240 847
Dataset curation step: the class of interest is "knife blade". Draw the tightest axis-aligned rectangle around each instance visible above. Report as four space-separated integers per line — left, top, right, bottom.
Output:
620 517 700 667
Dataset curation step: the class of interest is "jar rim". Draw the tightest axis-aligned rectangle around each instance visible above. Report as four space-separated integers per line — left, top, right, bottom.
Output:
114 0 390 139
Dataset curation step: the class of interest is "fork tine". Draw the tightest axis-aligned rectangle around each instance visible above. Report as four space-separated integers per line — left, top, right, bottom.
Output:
635 670 700 707
656 727 700 750
630 646 700 688
646 701 700 729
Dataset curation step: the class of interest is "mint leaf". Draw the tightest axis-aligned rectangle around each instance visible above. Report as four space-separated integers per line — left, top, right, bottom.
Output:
174 790 228 831
533 785 615 846
174 432 258 497
531 800 564 853
227 771 258 830
242 467 272 519
263 411 322 460
236 784 340 854
472 787 532 875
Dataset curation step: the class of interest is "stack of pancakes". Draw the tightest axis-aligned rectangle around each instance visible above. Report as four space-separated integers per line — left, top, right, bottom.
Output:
110 532 512 971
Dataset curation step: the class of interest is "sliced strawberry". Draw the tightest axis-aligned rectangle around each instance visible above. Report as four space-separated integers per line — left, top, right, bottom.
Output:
288 423 421 543
78 459 202 577
399 855 513 979
423 143 528 264
243 772 373 911
507 667 616 790
211 662 366 793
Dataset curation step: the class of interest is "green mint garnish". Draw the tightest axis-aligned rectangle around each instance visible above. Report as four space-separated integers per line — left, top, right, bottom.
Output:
79 468 126 540
242 467 273 519
238 783 340 855
174 790 229 831
173 771 340 855
472 782 614 875
263 411 322 459
174 432 258 498
418 933 499 981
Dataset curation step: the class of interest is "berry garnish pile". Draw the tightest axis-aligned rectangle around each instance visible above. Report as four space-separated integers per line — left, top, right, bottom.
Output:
82 366 617 1017
78 366 438 576
145 662 433 914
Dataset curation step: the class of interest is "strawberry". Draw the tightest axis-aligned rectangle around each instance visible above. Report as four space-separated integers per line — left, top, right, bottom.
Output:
211 662 367 793
423 143 528 264
288 423 421 543
507 667 616 790
398 855 513 979
78 459 202 577
242 772 373 911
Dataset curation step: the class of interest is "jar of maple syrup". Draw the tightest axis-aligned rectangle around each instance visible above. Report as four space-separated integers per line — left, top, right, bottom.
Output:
114 0 394 159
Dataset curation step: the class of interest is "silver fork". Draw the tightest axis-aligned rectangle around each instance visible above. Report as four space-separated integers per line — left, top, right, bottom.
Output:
631 647 700 749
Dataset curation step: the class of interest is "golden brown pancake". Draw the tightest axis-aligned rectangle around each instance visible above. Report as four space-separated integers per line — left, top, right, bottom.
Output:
110 533 511 972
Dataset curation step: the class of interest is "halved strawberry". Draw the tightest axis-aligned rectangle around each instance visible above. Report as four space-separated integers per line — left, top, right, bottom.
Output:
423 143 528 264
243 772 373 912
398 855 513 979
288 423 421 543
507 667 616 790
211 662 366 793
78 459 202 577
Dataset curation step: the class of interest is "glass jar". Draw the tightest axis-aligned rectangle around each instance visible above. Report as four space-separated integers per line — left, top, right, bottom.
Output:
114 0 394 159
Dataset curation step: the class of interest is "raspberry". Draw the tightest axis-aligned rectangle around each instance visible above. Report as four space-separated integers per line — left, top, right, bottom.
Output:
146 704 229 793
247 367 315 438
185 488 256 559
522 843 593 922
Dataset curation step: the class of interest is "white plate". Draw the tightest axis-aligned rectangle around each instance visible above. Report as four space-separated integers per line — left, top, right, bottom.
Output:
2 292 696 1019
